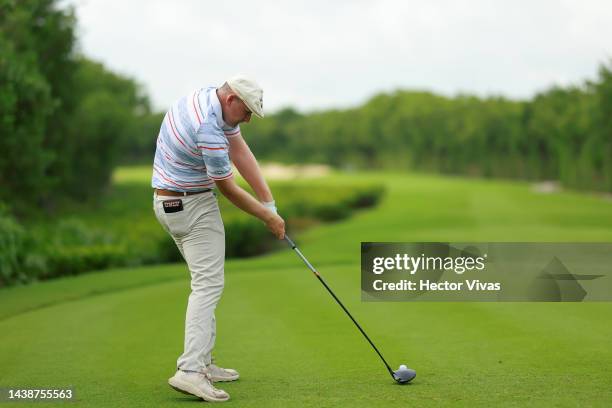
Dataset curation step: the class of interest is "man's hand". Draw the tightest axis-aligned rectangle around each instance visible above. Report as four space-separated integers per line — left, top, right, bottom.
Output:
215 177 285 239
264 211 285 239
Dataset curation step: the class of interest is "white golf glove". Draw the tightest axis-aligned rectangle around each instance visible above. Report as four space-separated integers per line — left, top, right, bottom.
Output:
262 200 277 214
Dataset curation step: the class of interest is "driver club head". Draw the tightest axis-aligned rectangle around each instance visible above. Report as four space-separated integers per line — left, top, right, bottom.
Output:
393 364 416 384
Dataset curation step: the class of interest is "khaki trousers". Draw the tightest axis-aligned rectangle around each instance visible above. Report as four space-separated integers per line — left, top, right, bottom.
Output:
153 191 225 372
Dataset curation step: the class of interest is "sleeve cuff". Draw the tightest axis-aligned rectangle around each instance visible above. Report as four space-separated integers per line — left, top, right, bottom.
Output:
209 172 234 181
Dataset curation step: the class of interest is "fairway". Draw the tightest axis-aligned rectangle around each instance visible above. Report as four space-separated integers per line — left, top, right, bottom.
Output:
1 171 611 407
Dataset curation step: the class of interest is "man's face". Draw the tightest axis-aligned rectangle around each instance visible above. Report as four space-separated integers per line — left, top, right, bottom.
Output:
226 94 252 126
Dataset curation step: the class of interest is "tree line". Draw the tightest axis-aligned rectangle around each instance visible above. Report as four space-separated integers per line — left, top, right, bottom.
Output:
0 0 158 216
242 63 612 193
2 0 611 222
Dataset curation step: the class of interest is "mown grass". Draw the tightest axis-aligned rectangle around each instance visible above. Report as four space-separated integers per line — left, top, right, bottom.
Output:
1 170 611 407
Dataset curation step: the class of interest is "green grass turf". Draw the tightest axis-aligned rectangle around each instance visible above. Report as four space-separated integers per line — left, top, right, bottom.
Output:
1 171 611 407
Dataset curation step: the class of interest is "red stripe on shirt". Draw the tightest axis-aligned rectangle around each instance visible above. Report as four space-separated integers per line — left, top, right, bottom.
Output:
163 152 205 170
224 129 240 136
154 165 215 188
192 90 202 124
159 144 205 170
198 146 227 150
168 110 200 158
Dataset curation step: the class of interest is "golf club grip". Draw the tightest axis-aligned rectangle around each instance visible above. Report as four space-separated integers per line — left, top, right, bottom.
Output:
285 235 319 274
284 235 296 249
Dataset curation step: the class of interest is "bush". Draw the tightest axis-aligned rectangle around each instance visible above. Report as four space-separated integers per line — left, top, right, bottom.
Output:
0 205 26 286
156 236 183 263
310 202 351 221
225 217 274 258
343 185 385 208
40 244 129 279
0 179 386 286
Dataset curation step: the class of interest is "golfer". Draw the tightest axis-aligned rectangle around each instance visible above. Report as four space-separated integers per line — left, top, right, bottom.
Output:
152 75 285 402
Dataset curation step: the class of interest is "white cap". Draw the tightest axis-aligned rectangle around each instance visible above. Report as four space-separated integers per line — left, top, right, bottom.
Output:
226 75 264 118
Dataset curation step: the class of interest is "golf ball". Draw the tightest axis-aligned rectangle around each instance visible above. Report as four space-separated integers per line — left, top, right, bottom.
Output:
399 365 407 370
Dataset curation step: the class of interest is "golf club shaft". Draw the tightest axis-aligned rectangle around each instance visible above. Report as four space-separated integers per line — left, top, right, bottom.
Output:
284 235 396 378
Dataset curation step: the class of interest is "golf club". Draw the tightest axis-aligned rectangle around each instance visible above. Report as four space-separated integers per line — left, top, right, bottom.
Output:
284 235 416 384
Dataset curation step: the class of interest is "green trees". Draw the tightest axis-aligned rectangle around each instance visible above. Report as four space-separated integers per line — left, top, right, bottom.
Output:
242 61 612 193
3 0 611 211
0 0 151 213
0 0 67 210
591 64 612 192
522 64 612 192
58 58 150 198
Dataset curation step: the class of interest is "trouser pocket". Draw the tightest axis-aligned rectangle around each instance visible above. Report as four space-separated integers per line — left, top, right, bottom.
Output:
154 198 191 238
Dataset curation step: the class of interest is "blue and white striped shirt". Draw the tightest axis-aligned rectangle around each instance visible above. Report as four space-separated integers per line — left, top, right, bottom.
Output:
152 87 240 192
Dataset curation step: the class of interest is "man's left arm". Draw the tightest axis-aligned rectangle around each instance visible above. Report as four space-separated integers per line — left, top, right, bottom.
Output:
228 135 276 210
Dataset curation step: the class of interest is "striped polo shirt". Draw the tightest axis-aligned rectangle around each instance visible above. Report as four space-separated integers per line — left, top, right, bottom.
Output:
151 87 240 192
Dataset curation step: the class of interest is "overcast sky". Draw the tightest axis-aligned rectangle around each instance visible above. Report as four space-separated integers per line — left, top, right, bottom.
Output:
68 0 612 113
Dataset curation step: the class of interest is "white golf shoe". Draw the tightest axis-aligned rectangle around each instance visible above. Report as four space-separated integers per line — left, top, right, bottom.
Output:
168 370 230 402
206 363 240 382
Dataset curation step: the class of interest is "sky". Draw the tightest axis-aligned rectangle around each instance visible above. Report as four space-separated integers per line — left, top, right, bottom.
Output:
67 0 612 113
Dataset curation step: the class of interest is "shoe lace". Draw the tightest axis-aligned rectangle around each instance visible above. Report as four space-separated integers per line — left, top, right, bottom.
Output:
197 372 223 393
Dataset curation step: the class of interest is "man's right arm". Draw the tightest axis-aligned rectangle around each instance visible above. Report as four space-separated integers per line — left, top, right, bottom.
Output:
214 177 285 239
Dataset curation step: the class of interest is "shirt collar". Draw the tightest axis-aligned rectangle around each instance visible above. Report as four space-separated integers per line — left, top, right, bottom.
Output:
210 87 229 129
